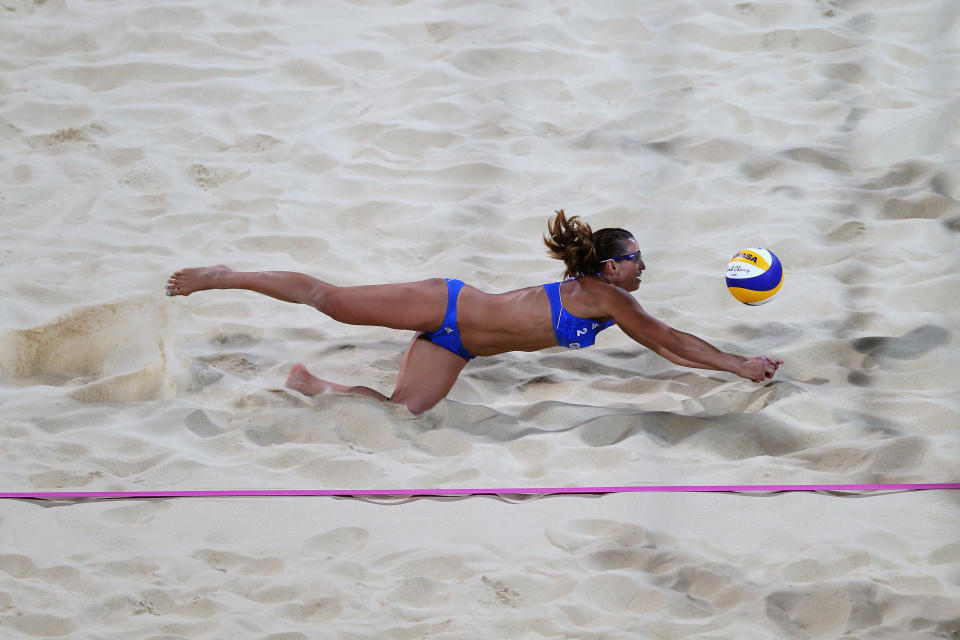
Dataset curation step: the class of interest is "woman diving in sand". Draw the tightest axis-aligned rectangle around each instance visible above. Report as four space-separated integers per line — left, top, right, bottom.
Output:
166 210 783 413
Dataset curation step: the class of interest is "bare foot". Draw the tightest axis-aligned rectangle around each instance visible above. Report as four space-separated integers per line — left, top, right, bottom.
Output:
285 363 347 396
166 265 233 297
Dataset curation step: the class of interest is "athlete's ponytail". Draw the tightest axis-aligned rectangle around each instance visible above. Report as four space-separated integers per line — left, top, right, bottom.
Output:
543 209 634 279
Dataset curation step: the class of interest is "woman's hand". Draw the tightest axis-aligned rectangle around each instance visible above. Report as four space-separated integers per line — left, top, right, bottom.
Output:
739 355 783 383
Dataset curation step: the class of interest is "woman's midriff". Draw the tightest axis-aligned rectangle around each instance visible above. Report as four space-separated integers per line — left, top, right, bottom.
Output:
456 285 558 356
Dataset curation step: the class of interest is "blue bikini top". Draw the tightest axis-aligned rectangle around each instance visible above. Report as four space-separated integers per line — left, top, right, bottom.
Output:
542 280 615 349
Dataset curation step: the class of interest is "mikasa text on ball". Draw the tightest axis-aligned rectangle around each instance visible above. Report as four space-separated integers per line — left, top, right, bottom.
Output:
725 248 783 305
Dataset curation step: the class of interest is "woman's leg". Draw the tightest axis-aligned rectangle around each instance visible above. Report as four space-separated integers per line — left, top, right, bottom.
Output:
390 334 469 413
168 266 466 412
166 266 448 332
284 363 391 403
286 333 468 414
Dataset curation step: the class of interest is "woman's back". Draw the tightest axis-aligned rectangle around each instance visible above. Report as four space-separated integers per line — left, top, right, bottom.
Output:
458 278 615 357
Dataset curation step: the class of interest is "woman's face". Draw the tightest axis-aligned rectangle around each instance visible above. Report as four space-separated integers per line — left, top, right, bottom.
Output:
604 237 645 292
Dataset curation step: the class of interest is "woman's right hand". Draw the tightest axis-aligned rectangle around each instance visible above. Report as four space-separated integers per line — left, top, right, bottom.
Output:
739 355 783 383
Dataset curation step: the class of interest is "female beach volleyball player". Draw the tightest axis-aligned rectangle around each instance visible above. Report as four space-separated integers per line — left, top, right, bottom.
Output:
166 210 783 413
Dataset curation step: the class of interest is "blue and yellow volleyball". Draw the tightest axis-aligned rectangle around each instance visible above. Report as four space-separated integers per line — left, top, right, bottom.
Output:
725 248 783 305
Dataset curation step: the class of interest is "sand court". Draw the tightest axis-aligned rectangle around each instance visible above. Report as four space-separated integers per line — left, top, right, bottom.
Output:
3 491 958 638
2 0 959 636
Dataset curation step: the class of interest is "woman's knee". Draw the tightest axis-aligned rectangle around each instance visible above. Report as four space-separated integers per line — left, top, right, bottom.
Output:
312 285 353 323
390 390 440 415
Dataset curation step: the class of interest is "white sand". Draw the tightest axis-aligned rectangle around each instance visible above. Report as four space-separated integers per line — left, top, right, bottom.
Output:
2 492 959 639
1 0 959 636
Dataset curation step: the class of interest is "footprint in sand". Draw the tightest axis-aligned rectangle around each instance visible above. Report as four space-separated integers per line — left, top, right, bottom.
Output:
184 409 225 437
852 324 950 360
196 353 264 379
102 501 171 525
765 583 881 638
278 598 342 622
119 164 169 192
190 163 249 190
882 193 955 220
862 160 930 190
301 527 370 556
192 549 284 575
577 573 650 613
481 575 523 608
825 220 867 243
131 589 216 617
385 576 449 607
545 519 653 554
929 542 960 565
4 613 75 637
28 123 108 148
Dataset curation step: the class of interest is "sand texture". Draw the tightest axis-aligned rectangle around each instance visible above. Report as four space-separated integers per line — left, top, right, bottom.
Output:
2 492 959 639
1 0 958 637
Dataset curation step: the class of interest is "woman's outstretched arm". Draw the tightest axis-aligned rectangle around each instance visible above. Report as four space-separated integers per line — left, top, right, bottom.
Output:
606 289 782 382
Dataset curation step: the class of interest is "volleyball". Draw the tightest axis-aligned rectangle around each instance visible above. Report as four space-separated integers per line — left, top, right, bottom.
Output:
725 248 783 305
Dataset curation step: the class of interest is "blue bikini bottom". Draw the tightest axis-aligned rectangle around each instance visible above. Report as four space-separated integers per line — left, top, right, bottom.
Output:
419 278 476 360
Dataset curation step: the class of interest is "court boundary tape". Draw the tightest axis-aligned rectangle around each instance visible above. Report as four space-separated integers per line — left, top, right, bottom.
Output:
2 483 959 500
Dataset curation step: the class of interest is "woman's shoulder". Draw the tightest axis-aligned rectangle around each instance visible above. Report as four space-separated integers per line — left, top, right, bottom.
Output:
554 276 615 318
571 276 638 313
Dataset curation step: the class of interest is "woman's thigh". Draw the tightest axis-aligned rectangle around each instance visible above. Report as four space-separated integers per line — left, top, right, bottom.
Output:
322 278 449 332
390 333 468 414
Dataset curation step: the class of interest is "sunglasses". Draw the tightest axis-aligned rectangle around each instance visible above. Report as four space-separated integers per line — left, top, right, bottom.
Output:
601 250 643 264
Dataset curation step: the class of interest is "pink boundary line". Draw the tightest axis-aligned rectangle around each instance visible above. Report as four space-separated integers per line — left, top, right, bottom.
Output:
2 483 959 500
